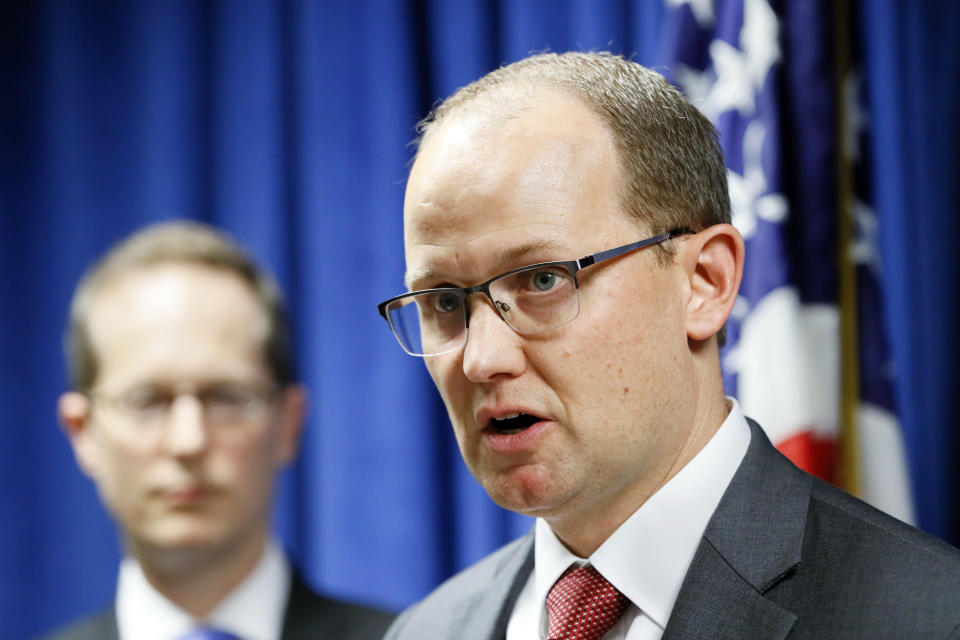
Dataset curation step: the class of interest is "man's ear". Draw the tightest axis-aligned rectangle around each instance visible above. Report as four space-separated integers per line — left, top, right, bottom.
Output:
58 391 99 479
676 224 744 342
274 384 308 466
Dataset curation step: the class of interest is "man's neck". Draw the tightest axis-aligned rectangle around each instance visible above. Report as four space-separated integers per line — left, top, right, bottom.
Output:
129 530 267 618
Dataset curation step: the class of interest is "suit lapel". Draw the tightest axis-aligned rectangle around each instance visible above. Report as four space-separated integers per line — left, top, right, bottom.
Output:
281 573 323 637
44 608 119 640
452 532 535 640
664 420 810 640
663 539 796 640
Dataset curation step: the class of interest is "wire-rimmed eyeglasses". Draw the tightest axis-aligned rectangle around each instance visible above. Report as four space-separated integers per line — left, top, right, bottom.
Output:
89 383 280 428
376 229 689 357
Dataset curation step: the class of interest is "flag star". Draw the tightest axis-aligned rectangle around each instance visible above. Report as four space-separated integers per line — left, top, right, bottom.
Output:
673 0 781 122
674 63 716 112
741 0 781 87
756 193 788 223
704 39 755 118
728 120 787 239
666 0 715 28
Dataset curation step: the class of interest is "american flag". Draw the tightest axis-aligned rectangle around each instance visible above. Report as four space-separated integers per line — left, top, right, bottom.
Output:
658 0 913 523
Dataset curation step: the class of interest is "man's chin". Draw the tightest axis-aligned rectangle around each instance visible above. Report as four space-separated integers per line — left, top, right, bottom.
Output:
482 465 572 517
131 518 228 557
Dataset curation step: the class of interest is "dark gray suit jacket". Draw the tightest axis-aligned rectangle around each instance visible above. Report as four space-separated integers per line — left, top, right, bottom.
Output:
41 573 393 640
386 420 960 639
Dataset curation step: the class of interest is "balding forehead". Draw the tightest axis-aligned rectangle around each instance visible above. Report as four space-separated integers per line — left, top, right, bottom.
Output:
409 87 616 191
405 88 623 241
427 82 586 133
418 78 607 153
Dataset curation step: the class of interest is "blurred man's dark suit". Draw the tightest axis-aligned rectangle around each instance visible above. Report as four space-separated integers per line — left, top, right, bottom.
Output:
42 573 393 640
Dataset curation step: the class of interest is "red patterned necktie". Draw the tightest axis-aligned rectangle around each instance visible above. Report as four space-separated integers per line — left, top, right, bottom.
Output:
546 565 629 640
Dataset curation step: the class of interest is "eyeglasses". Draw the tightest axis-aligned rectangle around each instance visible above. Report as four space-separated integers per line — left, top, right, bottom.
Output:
377 229 688 357
89 383 280 428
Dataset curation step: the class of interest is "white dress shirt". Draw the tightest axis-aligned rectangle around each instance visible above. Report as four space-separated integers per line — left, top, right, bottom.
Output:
506 399 751 640
116 539 291 640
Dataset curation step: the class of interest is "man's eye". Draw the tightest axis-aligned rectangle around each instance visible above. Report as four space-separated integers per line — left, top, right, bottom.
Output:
525 267 572 292
204 388 249 407
531 270 558 291
433 292 462 313
124 390 170 412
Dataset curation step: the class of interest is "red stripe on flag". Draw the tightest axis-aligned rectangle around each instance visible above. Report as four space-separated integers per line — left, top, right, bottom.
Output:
776 430 837 483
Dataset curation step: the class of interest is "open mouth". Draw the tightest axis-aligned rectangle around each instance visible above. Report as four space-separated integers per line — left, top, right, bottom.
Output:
489 413 541 435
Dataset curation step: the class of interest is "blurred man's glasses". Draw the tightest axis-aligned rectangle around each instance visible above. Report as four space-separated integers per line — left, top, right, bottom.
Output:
89 383 279 427
377 229 689 357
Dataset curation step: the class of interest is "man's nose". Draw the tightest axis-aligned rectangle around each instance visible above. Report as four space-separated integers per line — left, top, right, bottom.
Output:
161 394 209 456
461 296 526 382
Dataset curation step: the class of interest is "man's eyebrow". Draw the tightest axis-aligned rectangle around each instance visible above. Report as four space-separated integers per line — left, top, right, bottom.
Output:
404 239 565 290
404 268 435 290
497 239 565 265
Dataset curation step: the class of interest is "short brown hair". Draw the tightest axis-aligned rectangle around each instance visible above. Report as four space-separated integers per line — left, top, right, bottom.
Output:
417 51 731 238
65 221 295 391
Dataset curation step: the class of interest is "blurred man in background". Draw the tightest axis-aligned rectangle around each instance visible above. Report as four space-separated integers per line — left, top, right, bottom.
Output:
379 51 960 639
47 221 391 639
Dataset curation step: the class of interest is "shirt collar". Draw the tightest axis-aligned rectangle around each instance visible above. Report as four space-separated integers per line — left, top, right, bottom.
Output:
533 398 751 630
117 539 291 640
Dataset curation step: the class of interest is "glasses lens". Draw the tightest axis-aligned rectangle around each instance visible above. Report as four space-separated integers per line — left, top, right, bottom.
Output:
489 264 580 334
113 387 173 424
386 290 466 356
101 384 277 426
201 386 274 425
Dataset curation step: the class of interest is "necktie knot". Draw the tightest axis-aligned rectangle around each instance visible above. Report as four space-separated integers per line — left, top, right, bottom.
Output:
546 565 628 640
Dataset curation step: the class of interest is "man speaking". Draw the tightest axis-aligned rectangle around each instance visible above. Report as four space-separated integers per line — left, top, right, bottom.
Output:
378 52 960 639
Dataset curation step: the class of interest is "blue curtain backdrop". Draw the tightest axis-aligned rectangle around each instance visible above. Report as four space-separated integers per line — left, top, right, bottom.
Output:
1 1 957 637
